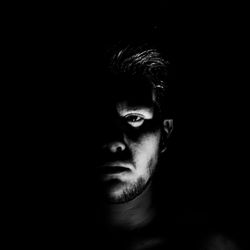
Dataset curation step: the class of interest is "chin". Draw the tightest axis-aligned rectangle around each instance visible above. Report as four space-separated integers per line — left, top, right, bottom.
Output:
103 177 148 204
104 181 128 203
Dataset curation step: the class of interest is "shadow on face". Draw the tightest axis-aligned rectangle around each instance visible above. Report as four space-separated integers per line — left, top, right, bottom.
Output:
87 75 164 203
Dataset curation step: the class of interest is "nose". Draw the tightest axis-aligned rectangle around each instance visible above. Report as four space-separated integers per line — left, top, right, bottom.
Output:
103 141 126 153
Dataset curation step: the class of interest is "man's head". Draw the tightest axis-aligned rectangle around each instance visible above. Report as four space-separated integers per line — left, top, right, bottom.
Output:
93 43 173 204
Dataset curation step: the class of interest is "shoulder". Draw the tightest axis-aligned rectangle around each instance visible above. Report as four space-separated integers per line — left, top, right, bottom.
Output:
153 222 244 250
199 233 243 250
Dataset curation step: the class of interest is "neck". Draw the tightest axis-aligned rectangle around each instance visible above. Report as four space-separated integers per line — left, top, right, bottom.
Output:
99 183 155 231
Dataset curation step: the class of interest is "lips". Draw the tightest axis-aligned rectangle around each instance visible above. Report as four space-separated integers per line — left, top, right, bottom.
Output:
99 166 130 174
96 161 132 176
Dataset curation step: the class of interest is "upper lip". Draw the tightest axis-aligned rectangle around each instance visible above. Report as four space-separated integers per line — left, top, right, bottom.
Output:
99 162 131 168
99 166 129 174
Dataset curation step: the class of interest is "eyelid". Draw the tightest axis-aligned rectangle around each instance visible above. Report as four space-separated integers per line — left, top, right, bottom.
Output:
117 104 154 119
124 113 145 118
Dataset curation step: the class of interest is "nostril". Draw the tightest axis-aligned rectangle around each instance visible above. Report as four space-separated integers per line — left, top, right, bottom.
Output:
109 142 126 153
116 145 123 153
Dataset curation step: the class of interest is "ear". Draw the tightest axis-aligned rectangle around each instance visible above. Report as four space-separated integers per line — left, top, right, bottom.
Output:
163 119 173 137
161 119 173 153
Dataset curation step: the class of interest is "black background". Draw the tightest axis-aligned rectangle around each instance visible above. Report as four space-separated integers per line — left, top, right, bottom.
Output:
4 1 249 247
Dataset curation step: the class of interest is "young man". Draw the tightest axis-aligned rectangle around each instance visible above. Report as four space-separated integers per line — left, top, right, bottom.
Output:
88 42 243 250
90 42 173 249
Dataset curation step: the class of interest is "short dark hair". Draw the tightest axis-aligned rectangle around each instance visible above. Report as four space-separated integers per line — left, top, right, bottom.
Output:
108 43 170 116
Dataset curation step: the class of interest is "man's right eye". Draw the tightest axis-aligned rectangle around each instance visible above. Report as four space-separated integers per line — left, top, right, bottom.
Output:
124 114 145 128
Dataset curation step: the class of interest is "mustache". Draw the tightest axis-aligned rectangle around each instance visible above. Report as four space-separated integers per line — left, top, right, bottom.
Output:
94 148 133 166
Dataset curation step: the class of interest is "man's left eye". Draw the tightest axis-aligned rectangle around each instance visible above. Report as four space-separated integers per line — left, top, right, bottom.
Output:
124 115 145 128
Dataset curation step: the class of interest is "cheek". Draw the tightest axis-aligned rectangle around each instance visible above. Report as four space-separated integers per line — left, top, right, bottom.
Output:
129 132 161 167
124 119 161 141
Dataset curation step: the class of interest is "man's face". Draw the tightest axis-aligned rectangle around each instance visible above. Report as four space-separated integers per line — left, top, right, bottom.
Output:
93 80 164 203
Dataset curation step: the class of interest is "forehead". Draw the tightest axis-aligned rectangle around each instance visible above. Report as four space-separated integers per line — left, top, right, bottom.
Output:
97 75 155 110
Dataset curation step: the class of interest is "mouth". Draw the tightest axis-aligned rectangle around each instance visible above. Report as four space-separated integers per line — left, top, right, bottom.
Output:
98 165 130 175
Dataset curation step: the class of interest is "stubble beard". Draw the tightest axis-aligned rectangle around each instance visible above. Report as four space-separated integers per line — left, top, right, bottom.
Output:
103 159 157 204
107 177 148 204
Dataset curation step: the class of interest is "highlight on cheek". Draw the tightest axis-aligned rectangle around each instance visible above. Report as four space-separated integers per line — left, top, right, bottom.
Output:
132 131 161 148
